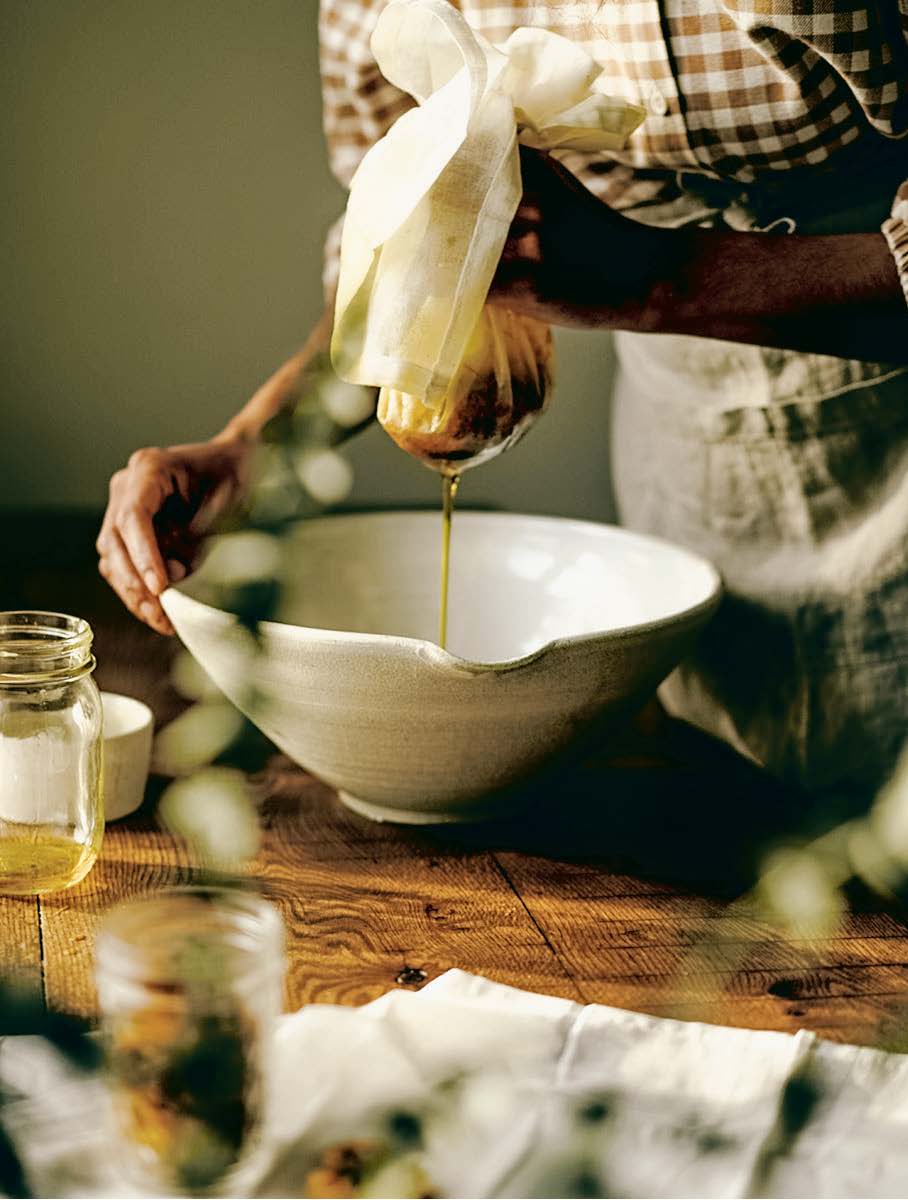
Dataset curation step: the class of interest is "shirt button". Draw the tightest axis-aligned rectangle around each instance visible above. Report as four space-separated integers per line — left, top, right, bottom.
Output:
646 83 669 117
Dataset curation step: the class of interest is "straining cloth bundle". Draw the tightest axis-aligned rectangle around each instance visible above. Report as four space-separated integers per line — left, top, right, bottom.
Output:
331 0 644 469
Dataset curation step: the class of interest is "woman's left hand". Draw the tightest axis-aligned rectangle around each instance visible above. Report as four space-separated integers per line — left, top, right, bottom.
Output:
489 145 668 330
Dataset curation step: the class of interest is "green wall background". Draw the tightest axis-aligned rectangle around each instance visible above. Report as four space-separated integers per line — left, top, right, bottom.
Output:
1 0 616 519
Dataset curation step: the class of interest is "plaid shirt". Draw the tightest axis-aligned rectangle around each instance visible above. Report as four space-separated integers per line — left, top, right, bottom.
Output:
319 1 908 212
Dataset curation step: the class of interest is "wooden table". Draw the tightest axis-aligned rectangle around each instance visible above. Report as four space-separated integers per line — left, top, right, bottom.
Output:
3 511 908 1046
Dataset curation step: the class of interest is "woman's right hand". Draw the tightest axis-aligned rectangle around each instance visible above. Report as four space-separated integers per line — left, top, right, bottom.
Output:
96 435 253 634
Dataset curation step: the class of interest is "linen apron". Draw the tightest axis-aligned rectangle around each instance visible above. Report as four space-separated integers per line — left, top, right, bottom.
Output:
611 163 908 811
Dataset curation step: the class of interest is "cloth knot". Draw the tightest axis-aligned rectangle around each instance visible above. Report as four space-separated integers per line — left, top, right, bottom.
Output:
331 0 644 406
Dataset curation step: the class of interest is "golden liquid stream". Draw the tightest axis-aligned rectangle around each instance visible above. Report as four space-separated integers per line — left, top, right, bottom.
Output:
438 473 460 650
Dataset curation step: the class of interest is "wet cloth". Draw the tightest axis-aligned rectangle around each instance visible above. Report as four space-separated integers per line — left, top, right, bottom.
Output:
329 0 642 405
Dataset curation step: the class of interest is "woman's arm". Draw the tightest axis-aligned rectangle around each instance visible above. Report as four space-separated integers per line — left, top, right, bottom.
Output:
647 227 905 363
217 303 333 445
491 148 908 364
96 306 334 634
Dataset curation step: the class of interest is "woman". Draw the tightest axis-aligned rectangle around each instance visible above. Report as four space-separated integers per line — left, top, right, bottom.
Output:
98 0 908 808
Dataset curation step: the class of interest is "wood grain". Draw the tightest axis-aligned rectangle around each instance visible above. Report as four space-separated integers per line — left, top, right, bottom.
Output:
250 764 582 1009
0 897 41 996
39 797 196 1016
495 850 908 1042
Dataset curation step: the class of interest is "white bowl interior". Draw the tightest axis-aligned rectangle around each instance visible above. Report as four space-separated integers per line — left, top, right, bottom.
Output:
191 512 719 664
101 692 153 740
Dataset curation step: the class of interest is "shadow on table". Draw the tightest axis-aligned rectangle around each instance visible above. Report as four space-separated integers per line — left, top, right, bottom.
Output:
403 711 834 900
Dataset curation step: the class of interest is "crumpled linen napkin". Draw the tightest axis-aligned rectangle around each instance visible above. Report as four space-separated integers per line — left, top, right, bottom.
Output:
330 0 644 407
4 969 908 1198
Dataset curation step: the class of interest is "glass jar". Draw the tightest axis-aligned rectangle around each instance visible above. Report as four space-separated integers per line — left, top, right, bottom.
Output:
0 611 104 894
95 886 286 1196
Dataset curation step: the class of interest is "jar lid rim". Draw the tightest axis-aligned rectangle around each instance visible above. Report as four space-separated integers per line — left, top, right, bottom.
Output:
0 611 94 684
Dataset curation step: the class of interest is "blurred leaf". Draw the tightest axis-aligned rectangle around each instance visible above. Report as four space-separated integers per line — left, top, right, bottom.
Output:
360 1151 433 1200
246 447 310 526
847 821 903 899
212 718 276 776
174 1121 241 1193
386 1110 422 1149
0 981 99 1072
870 747 908 865
154 702 245 777
200 531 283 588
224 577 283 634
779 1069 820 1138
577 1097 611 1126
320 377 376 429
0 1119 30 1200
293 447 355 506
170 651 222 704
757 846 845 939
159 768 261 869
747 1060 821 1195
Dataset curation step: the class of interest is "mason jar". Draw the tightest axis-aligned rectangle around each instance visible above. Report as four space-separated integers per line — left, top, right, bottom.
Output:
0 611 104 894
95 886 286 1196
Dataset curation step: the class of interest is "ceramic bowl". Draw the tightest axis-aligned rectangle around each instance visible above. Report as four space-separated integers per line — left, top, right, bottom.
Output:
162 512 721 823
101 692 153 820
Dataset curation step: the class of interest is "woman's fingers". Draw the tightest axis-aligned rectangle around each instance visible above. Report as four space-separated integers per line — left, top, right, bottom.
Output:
97 531 146 616
119 504 169 598
97 449 178 634
98 437 253 633
98 529 174 635
118 450 171 596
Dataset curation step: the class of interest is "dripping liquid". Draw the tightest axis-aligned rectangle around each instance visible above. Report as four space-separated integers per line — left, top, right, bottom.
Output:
438 473 460 649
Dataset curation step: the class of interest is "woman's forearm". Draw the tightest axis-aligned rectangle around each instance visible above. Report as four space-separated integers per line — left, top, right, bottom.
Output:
645 229 908 363
215 302 334 445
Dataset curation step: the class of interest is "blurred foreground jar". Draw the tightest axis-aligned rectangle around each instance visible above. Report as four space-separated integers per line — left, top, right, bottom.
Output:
95 887 286 1196
0 611 104 894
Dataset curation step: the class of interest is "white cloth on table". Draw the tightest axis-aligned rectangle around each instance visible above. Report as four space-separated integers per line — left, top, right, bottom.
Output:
3 969 908 1197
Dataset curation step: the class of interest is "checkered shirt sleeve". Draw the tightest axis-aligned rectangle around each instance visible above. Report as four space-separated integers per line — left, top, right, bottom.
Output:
317 1 908 293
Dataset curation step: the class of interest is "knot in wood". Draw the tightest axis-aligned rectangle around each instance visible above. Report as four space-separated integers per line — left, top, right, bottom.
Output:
396 966 428 987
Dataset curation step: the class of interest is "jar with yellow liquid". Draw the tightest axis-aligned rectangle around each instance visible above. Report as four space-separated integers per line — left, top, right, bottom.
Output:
0 611 104 893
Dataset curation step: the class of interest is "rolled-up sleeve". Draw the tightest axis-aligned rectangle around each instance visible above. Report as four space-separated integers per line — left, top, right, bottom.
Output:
884 181 908 306
319 0 415 296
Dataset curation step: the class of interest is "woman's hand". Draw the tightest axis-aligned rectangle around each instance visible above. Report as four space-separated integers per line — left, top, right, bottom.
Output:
96 307 339 635
96 435 252 635
489 145 668 330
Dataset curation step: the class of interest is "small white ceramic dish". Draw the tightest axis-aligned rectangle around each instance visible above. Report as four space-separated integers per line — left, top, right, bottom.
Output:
102 692 153 820
162 511 721 823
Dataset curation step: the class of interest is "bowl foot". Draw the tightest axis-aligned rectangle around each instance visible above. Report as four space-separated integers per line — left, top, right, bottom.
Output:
337 790 519 825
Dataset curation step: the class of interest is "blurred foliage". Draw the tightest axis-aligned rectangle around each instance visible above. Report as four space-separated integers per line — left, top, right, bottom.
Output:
746 1059 822 1196
0 979 100 1199
154 353 375 871
159 768 262 871
0 980 99 1073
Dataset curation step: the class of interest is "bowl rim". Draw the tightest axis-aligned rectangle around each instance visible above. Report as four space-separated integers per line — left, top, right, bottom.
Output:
100 691 154 741
163 510 723 673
